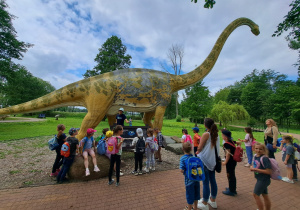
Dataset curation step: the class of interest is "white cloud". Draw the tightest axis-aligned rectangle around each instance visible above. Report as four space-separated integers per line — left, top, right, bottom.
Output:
7 0 298 96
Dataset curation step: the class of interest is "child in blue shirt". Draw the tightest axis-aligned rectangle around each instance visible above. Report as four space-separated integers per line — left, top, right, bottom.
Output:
180 142 200 210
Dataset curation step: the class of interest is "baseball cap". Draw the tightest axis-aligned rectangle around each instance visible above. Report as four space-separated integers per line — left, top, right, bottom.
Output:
69 128 80 135
87 128 97 134
192 127 199 133
136 128 143 137
222 129 232 140
119 107 124 112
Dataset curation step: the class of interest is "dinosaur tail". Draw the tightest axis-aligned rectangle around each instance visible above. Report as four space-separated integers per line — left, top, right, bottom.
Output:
0 81 86 115
171 17 260 91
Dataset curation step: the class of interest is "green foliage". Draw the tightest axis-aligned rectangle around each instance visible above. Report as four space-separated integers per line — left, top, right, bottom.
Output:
214 87 230 104
210 101 249 128
190 0 216 9
83 35 132 78
0 64 55 106
181 81 212 122
165 93 177 119
247 118 257 127
273 0 300 76
0 0 33 61
176 115 182 122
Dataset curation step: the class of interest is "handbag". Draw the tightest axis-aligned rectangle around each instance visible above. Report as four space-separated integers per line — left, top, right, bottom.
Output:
214 146 222 173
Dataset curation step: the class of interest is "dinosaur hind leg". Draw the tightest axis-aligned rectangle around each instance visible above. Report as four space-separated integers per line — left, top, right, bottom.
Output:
153 106 167 131
143 110 155 128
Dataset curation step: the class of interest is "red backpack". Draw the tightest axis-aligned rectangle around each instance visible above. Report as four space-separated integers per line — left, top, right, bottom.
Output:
225 142 243 162
61 142 71 157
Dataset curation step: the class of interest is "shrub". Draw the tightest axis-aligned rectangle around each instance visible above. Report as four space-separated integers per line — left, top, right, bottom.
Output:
176 115 182 122
248 118 256 127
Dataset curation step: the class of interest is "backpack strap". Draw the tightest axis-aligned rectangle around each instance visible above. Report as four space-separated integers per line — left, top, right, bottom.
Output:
224 142 236 156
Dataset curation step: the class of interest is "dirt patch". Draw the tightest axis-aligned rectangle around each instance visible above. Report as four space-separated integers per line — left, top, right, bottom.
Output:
0 136 183 190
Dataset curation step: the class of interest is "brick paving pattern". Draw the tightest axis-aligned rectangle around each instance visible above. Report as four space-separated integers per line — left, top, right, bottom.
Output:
0 152 299 210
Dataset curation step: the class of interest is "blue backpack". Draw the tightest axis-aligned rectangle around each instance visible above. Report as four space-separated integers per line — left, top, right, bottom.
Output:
185 155 205 181
97 140 107 155
48 136 59 151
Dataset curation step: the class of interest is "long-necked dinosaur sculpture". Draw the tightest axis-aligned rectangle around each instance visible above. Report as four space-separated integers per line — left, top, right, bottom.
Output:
0 17 259 140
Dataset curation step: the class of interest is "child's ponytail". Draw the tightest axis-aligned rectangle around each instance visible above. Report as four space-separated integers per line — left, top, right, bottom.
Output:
204 118 218 147
245 127 254 140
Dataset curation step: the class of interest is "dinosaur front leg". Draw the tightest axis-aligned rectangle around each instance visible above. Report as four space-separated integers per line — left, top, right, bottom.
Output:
143 110 155 128
153 106 167 131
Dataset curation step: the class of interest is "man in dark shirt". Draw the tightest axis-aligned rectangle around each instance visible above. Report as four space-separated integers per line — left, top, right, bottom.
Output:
116 107 129 126
57 128 79 184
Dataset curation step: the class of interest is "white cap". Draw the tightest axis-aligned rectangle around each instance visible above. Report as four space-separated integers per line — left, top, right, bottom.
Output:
136 128 143 137
119 107 124 112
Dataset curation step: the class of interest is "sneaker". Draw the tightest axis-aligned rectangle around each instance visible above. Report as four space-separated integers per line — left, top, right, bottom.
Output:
134 171 139 176
197 201 209 210
244 163 250 167
152 167 155 171
208 199 217 209
131 170 137 174
85 168 90 176
138 170 143 175
225 188 237 195
120 172 124 176
50 172 58 177
282 178 294 184
281 177 289 181
222 190 235 196
94 166 100 172
108 179 115 185
145 168 150 173
116 182 120 187
293 178 298 181
149 166 152 170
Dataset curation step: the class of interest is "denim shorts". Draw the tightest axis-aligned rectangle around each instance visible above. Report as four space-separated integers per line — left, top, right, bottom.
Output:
186 181 200 205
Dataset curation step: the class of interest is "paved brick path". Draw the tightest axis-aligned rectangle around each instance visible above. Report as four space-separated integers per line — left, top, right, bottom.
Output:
0 153 299 210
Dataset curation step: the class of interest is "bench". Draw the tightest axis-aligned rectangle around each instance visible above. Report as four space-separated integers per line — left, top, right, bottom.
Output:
38 114 46 118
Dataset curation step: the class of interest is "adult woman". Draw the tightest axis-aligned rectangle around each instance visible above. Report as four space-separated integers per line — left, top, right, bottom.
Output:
264 119 279 159
196 118 219 210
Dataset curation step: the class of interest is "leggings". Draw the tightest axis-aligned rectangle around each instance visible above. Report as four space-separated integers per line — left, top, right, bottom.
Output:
226 162 237 193
109 154 121 183
52 148 64 173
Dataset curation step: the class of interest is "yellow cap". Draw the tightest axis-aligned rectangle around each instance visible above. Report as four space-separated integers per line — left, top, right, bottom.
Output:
106 131 113 138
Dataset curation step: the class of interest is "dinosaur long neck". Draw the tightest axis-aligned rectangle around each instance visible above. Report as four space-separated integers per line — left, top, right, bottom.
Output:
171 17 259 92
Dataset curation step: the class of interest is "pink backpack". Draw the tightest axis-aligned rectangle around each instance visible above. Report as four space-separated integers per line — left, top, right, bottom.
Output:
259 155 281 180
106 137 119 154
184 135 193 144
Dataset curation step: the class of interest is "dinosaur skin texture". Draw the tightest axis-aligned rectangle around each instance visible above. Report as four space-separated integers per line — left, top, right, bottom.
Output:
0 18 259 140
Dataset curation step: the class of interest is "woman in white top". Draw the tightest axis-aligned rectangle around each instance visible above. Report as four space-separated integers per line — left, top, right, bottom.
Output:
196 118 220 210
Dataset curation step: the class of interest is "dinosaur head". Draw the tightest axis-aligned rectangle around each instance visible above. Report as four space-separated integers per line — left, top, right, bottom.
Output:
251 24 260 36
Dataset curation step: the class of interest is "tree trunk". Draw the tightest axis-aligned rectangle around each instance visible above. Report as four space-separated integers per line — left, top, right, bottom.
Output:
175 92 178 117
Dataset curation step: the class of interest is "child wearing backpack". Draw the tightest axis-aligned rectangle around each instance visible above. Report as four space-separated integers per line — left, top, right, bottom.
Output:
250 143 272 210
180 142 200 210
280 135 295 184
108 125 124 186
50 124 67 177
154 128 164 162
131 128 145 175
222 129 237 196
96 128 109 146
81 128 100 176
145 128 156 173
56 128 79 184
238 127 254 167
181 129 193 155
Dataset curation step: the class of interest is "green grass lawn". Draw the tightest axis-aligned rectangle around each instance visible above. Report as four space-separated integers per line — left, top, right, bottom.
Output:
0 117 270 148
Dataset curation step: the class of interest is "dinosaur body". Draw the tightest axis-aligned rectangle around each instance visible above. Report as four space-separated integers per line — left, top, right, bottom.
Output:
0 18 260 140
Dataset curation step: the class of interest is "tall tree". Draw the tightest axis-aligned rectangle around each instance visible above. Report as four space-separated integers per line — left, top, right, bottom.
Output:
1 65 55 106
273 0 300 80
181 81 212 122
161 44 184 117
83 35 132 78
0 0 33 61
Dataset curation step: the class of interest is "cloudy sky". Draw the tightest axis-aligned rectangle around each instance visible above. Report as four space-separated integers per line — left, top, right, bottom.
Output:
7 0 298 100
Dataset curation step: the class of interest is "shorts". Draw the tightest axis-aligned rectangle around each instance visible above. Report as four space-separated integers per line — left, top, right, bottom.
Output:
83 148 95 157
186 181 200 205
286 164 292 168
253 179 270 196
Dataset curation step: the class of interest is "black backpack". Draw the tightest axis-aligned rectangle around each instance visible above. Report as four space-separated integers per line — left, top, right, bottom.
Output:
136 137 145 153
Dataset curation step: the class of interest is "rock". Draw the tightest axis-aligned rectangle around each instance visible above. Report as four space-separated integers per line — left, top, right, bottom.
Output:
68 154 110 181
165 143 183 155
171 136 182 143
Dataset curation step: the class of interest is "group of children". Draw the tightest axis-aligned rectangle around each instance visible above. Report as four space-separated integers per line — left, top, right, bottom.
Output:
51 124 164 186
180 124 299 210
